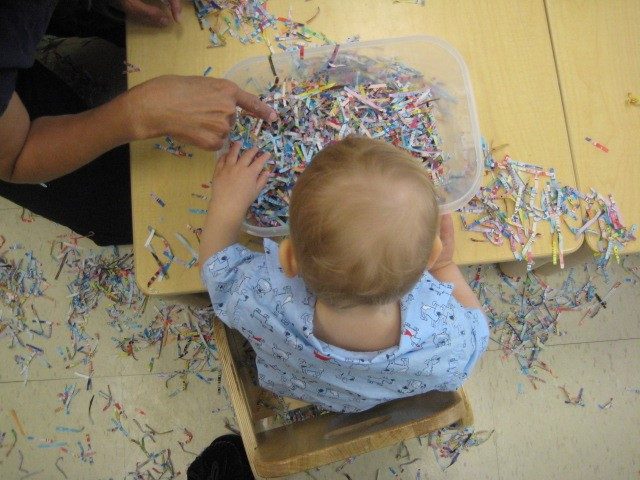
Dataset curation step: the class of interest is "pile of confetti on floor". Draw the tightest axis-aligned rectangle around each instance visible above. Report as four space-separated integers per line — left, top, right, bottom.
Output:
0 233 224 479
468 263 627 384
61 239 144 385
0 238 51 385
426 427 494 470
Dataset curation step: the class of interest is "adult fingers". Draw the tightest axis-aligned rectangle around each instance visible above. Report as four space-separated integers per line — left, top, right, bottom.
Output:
235 88 278 123
226 109 237 128
127 0 171 27
167 0 182 22
192 135 224 151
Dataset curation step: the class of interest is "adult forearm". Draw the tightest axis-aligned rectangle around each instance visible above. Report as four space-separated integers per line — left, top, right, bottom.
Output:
9 92 135 183
430 262 482 310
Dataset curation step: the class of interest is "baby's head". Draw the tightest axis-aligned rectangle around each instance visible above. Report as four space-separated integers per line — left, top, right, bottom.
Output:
279 136 441 309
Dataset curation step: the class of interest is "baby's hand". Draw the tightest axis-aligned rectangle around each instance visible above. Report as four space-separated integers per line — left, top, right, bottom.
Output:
209 142 271 223
200 143 271 261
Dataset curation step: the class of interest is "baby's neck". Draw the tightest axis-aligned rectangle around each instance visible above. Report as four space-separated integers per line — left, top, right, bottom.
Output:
313 300 401 352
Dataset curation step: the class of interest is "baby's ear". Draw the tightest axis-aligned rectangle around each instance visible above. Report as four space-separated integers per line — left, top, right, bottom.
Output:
278 238 299 278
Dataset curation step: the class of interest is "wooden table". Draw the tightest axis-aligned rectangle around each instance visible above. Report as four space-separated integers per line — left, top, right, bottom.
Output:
127 0 579 295
545 0 640 254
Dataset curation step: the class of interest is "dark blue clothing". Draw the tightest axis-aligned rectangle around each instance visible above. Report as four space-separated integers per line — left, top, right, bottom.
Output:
0 0 131 246
0 0 57 114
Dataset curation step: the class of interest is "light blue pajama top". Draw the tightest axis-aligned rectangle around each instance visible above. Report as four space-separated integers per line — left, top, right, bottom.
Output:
202 239 489 413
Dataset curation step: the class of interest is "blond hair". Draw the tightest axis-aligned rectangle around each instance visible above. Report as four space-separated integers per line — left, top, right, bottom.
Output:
289 136 439 308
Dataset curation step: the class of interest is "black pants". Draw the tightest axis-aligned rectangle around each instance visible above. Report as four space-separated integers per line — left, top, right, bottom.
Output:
187 434 255 480
0 5 131 246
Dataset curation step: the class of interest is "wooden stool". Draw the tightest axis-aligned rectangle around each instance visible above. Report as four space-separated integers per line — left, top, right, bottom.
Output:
214 319 474 478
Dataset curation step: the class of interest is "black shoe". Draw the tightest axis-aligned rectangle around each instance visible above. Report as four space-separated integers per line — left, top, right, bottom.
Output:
187 434 255 480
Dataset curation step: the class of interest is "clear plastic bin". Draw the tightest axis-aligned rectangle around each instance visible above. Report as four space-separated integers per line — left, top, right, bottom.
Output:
224 35 483 237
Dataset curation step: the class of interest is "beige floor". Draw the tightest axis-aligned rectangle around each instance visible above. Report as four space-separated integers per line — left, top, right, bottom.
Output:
0 202 638 480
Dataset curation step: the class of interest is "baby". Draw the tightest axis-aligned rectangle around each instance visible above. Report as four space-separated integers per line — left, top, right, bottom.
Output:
200 136 489 413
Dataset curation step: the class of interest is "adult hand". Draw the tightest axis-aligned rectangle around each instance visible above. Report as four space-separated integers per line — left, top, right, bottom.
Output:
111 0 182 27
430 213 455 272
128 75 278 150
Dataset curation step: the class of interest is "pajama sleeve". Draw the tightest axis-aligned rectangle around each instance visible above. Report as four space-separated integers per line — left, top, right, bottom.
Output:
201 244 266 331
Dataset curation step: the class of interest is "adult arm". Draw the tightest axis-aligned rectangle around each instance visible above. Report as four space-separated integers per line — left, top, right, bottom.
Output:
0 91 133 183
0 76 277 184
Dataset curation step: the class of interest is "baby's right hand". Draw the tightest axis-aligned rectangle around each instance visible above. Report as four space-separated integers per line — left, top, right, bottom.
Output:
209 142 271 223
199 143 271 262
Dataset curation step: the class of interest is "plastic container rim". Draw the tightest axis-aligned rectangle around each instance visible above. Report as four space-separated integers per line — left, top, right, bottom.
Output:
224 35 484 237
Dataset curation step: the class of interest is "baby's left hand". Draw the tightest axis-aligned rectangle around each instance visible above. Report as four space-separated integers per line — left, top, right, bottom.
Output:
209 142 271 223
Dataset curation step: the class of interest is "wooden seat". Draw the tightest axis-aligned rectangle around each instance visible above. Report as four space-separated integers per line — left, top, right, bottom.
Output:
214 319 474 478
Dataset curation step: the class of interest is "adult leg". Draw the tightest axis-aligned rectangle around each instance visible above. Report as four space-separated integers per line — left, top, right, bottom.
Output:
45 0 126 48
36 35 127 108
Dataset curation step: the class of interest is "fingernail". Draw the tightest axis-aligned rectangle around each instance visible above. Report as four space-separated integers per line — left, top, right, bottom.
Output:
268 112 278 122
